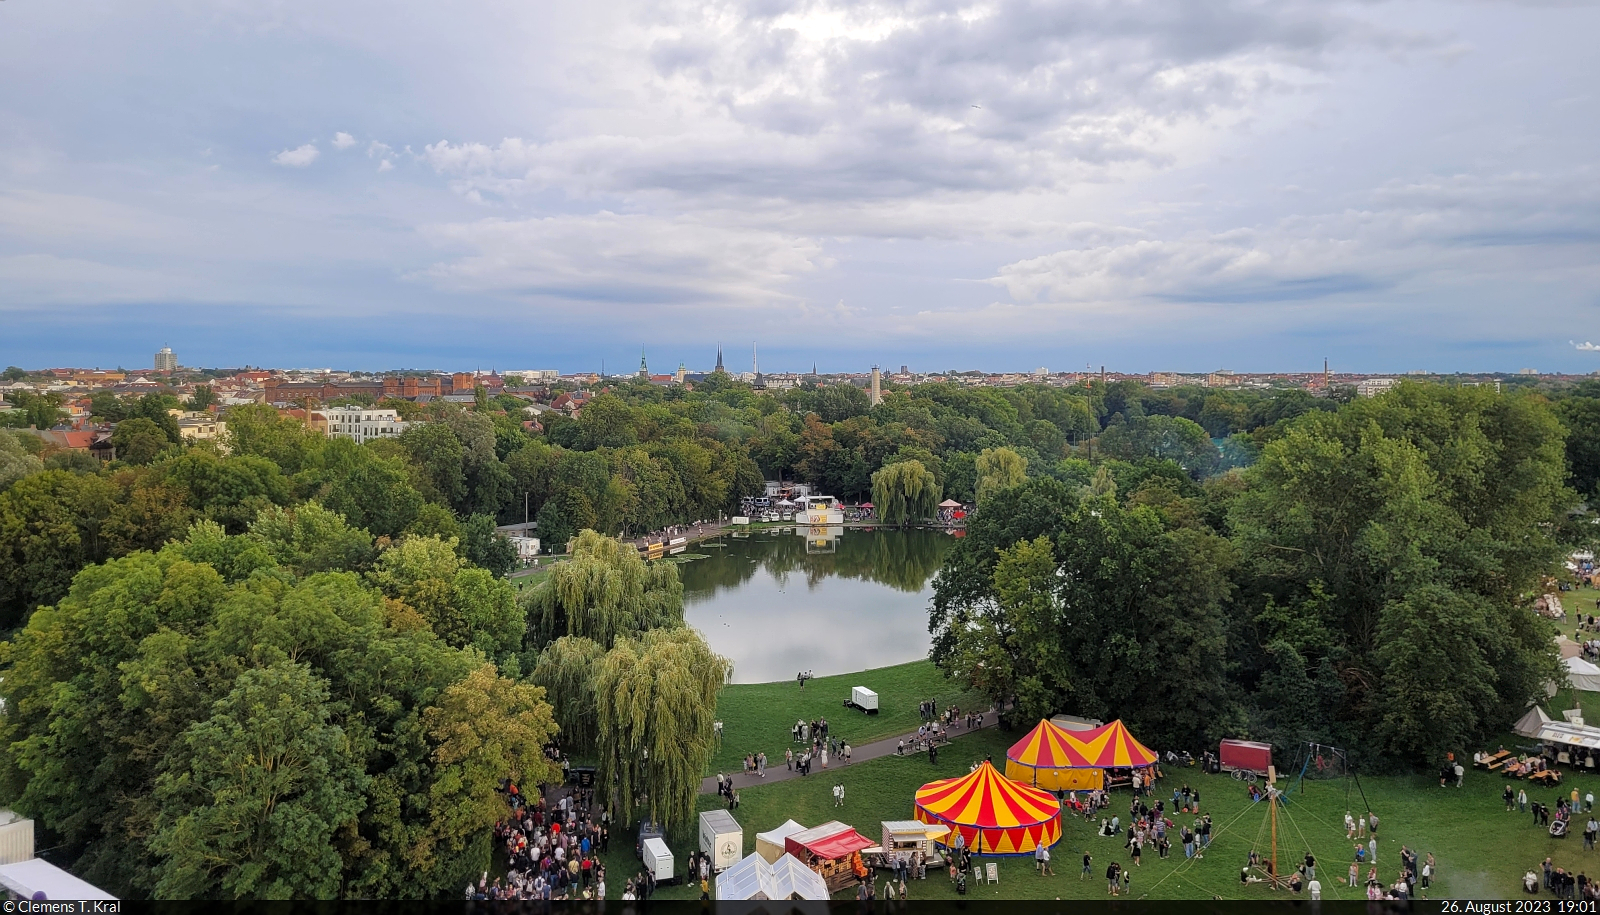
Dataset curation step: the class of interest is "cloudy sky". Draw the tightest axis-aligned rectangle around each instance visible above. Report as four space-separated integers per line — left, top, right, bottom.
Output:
2 0 1596 373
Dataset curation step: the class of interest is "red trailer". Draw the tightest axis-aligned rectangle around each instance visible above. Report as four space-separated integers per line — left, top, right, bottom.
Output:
1219 739 1273 779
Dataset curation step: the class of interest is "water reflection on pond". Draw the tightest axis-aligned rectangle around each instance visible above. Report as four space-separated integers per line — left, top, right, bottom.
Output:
680 526 955 683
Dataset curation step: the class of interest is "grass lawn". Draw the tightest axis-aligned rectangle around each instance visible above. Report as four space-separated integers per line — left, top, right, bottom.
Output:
595 721 1600 900
704 660 988 776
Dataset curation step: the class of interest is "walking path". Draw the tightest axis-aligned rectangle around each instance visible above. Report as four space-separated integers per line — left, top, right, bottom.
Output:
700 712 1001 795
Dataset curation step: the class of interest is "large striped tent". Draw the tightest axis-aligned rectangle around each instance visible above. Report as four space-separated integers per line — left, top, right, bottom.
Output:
913 761 1062 855
1005 719 1103 791
1068 720 1158 770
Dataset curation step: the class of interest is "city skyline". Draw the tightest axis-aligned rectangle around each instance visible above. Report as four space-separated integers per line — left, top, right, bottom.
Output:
3 0 1598 372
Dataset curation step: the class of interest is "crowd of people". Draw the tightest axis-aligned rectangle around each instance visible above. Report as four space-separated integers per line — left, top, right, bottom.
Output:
473 778 611 901
783 716 851 775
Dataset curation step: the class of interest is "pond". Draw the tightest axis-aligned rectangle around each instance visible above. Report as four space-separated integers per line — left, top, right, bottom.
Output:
679 526 956 684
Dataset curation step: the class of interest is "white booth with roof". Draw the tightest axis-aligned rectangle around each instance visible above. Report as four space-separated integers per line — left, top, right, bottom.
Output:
756 819 807 863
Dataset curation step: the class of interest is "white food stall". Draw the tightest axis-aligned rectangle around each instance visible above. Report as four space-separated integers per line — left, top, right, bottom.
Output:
699 809 744 872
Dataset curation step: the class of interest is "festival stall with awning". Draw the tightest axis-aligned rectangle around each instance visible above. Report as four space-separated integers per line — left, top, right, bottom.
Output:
1005 718 1103 790
913 761 1062 855
784 821 874 892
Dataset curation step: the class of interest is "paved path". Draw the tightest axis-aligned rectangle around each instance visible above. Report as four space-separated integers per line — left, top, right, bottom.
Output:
700 712 1001 796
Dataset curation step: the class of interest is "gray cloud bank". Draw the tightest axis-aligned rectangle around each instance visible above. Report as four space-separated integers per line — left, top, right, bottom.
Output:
1 0 1597 370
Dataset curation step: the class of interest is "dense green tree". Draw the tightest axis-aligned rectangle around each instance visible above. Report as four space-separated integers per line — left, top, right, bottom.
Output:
155 451 293 533
224 404 325 476
1097 414 1219 479
528 636 605 752
150 661 368 899
974 447 1027 504
419 663 561 884
250 503 376 576
523 529 683 650
89 391 129 423
303 440 424 538
459 513 519 577
401 423 467 510
1558 393 1600 498
370 535 524 659
592 627 730 828
126 393 183 443
871 459 939 525
0 470 116 627
1227 383 1567 762
2 391 66 430
185 385 217 412
0 430 44 490
0 529 540 900
111 417 174 465
43 449 101 474
934 495 1237 748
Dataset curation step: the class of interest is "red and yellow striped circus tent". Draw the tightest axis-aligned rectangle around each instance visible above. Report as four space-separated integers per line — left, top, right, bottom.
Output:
1005 719 1101 791
1067 719 1159 769
913 761 1062 855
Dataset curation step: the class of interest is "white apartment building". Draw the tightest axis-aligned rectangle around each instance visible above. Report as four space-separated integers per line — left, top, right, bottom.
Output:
324 408 409 444
1356 377 1396 398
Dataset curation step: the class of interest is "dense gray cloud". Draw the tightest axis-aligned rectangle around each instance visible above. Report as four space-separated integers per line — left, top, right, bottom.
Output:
1 0 1597 371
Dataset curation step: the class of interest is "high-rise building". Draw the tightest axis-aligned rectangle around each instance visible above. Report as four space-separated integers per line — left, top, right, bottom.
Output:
154 346 177 373
870 365 882 406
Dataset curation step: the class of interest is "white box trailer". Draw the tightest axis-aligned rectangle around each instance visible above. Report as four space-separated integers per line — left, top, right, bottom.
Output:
641 836 675 883
850 686 879 714
699 810 744 872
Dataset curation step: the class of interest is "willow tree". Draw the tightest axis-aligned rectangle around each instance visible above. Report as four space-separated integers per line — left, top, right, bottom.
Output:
871 459 939 526
593 628 730 829
522 529 683 650
529 635 605 752
975 447 1028 504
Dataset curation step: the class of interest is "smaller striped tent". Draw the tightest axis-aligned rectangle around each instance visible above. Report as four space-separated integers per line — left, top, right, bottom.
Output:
1067 720 1158 770
1005 719 1102 791
913 761 1062 855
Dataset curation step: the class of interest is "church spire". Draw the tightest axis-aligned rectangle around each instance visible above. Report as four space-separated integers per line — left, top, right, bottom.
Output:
715 343 724 373
639 345 648 377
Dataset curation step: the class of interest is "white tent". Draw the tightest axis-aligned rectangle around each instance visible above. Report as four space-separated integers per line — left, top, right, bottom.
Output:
1565 656 1600 692
755 819 807 863
715 851 829 901
0 858 116 900
1514 705 1552 738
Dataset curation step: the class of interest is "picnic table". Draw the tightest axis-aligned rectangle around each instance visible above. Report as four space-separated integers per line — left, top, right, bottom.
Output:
1530 769 1564 787
1480 750 1512 771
